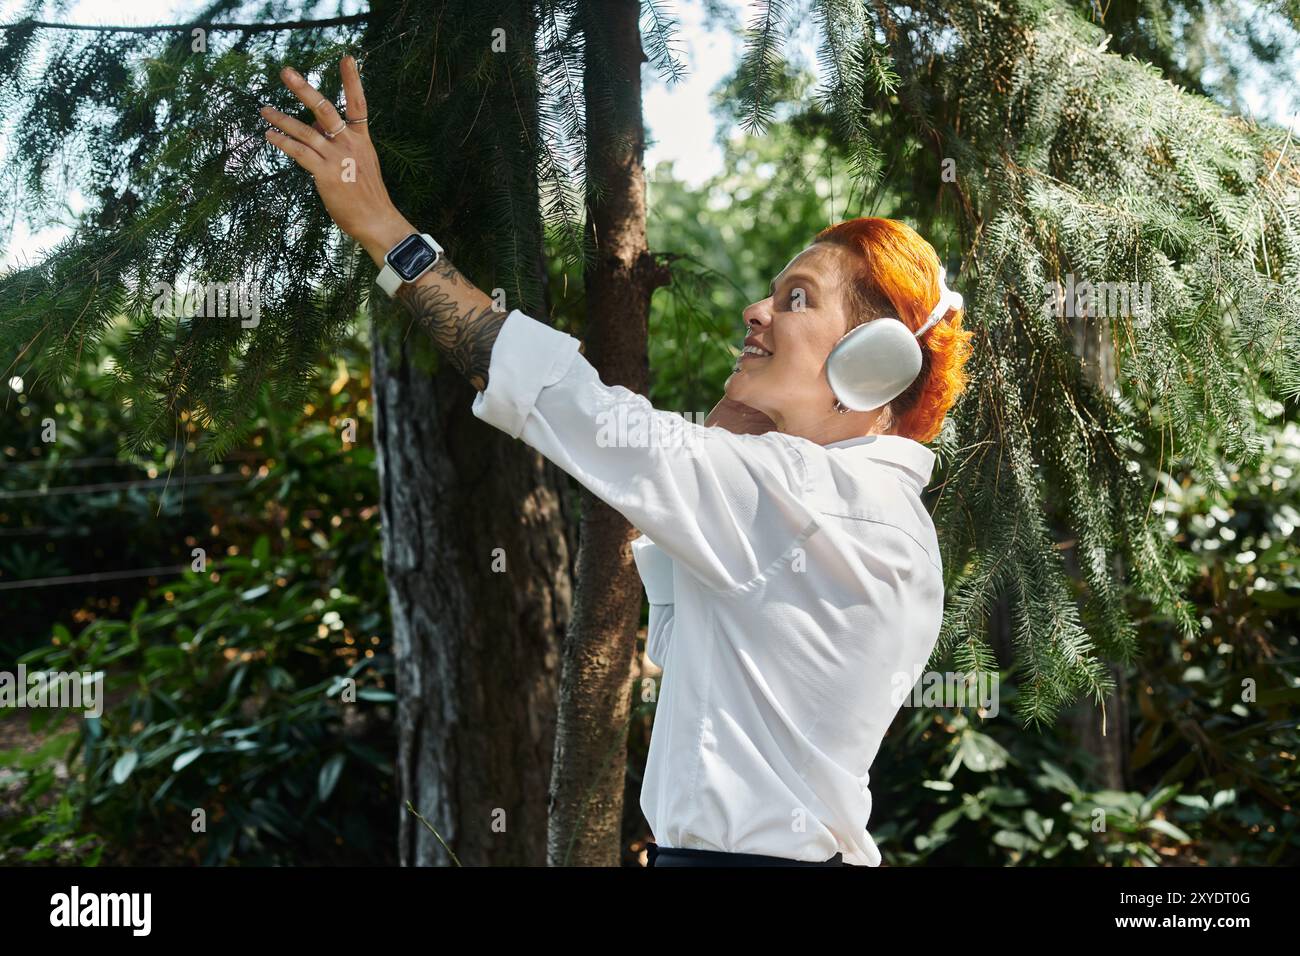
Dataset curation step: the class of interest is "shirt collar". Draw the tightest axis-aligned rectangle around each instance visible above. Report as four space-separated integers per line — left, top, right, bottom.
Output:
822 434 936 493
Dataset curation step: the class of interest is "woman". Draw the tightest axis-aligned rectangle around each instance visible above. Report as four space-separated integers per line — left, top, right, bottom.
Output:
261 58 975 867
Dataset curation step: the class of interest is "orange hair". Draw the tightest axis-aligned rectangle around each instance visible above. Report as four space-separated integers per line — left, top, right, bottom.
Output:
813 217 975 444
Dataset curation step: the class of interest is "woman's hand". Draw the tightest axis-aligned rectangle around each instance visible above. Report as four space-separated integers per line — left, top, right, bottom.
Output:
704 397 778 435
260 57 414 266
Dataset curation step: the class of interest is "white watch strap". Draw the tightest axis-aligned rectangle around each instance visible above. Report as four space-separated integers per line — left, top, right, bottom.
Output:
377 233 443 298
376 263 403 297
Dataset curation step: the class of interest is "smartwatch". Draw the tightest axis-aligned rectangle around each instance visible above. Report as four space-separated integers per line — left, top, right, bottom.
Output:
376 232 444 297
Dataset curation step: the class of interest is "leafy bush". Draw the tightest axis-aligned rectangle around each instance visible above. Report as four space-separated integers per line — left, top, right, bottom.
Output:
869 400 1300 866
0 324 396 865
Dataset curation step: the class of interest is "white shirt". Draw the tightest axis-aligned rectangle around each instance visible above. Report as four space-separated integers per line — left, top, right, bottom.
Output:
472 308 945 866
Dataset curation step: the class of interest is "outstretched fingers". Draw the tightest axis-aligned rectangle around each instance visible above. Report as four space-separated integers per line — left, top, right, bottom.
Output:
279 66 347 139
260 57 385 217
261 106 330 155
340 55 370 137
264 127 325 176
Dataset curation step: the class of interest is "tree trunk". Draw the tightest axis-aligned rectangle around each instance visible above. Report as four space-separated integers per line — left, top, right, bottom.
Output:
546 1 672 866
372 336 573 866
368 0 573 866
1062 307 1131 791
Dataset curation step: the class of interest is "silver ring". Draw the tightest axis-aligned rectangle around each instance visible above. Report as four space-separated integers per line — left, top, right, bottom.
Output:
322 120 348 139
313 97 329 110
346 116 369 125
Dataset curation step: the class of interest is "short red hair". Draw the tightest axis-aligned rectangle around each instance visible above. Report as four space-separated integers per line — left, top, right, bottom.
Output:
813 217 975 444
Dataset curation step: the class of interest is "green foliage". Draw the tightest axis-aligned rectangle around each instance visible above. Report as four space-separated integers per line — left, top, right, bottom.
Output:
1057 0 1300 108
0 321 394 865
868 400 1300 866
926 0 1300 724
876 707 1191 866
0 10 367 461
0 350 229 658
5 564 393 865
1124 397 1300 861
874 642 1298 866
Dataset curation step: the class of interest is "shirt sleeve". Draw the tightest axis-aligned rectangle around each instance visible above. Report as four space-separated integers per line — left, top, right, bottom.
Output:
471 308 819 592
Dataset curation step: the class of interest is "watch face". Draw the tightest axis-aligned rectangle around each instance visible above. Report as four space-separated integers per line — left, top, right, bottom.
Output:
388 235 438 281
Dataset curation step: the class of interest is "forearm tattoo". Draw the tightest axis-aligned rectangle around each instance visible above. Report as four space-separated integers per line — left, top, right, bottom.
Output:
394 257 507 392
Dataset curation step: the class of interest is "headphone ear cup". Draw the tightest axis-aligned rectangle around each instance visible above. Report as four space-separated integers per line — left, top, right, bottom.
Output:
825 319 924 412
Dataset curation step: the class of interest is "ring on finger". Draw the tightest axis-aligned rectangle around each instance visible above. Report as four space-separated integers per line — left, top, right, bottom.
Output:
322 119 348 139
346 115 369 125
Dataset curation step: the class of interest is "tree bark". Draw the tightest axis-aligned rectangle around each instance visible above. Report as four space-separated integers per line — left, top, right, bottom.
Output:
367 0 573 866
372 336 572 866
546 1 672 866
1062 307 1131 791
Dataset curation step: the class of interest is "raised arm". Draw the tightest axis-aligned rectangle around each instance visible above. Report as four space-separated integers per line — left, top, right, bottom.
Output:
261 58 819 592
260 57 506 391
356 219 506 392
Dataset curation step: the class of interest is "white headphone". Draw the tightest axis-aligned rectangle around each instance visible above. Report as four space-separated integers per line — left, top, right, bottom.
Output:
824 267 964 412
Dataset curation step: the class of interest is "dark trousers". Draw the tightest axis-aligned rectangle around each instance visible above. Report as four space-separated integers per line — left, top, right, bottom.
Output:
645 841 852 867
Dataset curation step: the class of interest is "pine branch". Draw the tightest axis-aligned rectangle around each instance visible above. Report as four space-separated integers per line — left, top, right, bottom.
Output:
640 0 688 85
735 0 793 134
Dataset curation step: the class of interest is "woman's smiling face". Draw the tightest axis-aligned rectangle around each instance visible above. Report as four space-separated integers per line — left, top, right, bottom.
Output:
724 242 861 433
